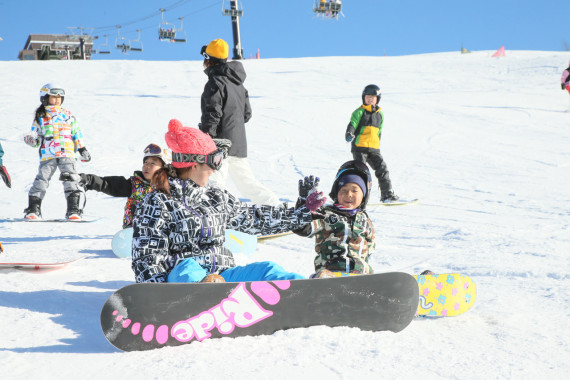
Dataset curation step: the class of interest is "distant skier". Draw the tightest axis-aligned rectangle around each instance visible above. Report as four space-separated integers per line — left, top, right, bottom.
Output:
0 142 11 188
199 38 282 207
23 83 91 220
345 84 399 202
561 61 570 111
60 143 169 228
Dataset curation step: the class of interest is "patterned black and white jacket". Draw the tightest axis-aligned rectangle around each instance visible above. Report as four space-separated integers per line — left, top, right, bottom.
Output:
132 177 311 283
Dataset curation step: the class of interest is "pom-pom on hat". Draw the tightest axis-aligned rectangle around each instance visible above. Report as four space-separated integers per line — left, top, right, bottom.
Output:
165 119 217 168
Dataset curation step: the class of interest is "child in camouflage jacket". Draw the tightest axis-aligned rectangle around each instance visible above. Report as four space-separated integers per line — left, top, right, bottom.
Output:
294 160 375 275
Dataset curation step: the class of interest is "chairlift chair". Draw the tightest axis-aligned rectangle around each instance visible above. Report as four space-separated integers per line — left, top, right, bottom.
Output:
115 26 131 54
171 18 187 43
313 0 343 19
130 29 143 52
97 35 112 54
158 9 178 42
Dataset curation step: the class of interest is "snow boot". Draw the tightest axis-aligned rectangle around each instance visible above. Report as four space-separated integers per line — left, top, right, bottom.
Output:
201 274 225 283
65 191 83 220
24 196 42 219
381 190 400 203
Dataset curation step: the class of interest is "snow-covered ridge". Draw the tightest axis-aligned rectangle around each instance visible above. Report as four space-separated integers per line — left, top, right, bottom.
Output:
0 51 569 377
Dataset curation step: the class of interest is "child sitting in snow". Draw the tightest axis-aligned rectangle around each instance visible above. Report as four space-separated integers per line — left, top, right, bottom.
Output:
295 161 434 278
23 83 91 220
294 160 376 278
60 143 170 228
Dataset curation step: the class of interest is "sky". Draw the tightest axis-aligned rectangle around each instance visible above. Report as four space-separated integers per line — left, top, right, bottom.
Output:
0 0 569 61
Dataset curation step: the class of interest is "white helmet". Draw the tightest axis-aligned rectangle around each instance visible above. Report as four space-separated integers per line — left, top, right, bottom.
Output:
39 83 65 106
143 143 171 165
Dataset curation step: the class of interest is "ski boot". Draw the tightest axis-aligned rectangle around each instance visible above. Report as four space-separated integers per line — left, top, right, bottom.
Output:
24 196 42 220
65 191 83 221
381 190 400 203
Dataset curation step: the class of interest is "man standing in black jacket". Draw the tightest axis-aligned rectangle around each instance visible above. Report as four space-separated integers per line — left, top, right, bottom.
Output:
199 38 281 206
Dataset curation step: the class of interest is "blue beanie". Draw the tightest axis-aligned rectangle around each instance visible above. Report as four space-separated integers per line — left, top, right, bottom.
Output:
337 174 367 197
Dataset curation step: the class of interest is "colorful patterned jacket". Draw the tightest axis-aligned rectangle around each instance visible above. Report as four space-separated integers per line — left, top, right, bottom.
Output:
294 205 375 274
28 106 85 161
345 104 384 153
81 171 152 228
131 178 312 283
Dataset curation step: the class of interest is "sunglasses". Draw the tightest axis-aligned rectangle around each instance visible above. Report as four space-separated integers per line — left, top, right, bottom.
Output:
200 45 210 59
48 88 65 96
144 144 162 155
172 150 224 170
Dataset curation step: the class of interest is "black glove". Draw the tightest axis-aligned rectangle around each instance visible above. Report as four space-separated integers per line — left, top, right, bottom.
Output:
298 175 320 200
78 147 91 162
0 165 11 188
562 83 566 90
345 131 354 142
212 138 232 159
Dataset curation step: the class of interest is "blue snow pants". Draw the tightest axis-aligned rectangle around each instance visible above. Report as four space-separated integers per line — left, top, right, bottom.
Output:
167 258 305 283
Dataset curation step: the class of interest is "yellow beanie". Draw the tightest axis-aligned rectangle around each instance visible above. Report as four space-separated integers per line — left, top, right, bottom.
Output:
205 39 229 60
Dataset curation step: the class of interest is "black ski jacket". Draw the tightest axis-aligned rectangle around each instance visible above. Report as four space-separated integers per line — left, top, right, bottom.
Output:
200 61 252 158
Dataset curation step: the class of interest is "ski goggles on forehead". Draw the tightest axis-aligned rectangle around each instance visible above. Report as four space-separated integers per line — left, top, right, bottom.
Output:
144 143 162 155
48 88 65 96
172 149 224 170
200 45 210 59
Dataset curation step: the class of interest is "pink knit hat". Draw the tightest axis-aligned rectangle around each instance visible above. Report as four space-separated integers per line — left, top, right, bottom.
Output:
165 119 217 168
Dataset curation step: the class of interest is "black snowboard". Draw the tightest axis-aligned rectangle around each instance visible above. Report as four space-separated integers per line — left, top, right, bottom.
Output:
101 272 419 351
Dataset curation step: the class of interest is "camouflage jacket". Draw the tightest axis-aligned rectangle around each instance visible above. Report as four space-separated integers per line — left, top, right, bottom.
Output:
294 205 375 274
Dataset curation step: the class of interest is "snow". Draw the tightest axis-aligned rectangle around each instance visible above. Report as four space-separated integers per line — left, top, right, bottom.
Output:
1 50 569 378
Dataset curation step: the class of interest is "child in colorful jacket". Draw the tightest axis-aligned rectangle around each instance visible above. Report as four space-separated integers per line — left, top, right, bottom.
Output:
24 83 91 220
294 160 376 277
345 84 398 202
60 143 170 228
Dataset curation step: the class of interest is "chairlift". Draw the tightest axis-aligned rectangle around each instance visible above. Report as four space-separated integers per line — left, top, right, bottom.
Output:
313 0 343 20
158 9 178 42
115 26 131 54
222 0 244 17
97 35 111 55
130 29 143 52
171 18 187 43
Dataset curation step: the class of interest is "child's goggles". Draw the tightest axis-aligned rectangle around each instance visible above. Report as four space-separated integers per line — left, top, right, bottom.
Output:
172 150 224 170
48 88 65 96
144 144 162 155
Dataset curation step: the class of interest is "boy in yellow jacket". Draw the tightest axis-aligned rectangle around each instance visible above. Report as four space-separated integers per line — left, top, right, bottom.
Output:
345 84 398 202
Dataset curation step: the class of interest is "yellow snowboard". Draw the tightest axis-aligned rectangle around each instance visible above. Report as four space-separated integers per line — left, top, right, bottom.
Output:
414 273 476 317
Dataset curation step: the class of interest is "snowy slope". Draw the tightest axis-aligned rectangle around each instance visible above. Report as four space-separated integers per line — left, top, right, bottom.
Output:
0 51 569 379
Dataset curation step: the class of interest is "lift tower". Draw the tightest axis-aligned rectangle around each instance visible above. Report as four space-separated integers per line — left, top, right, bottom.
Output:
222 0 244 60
